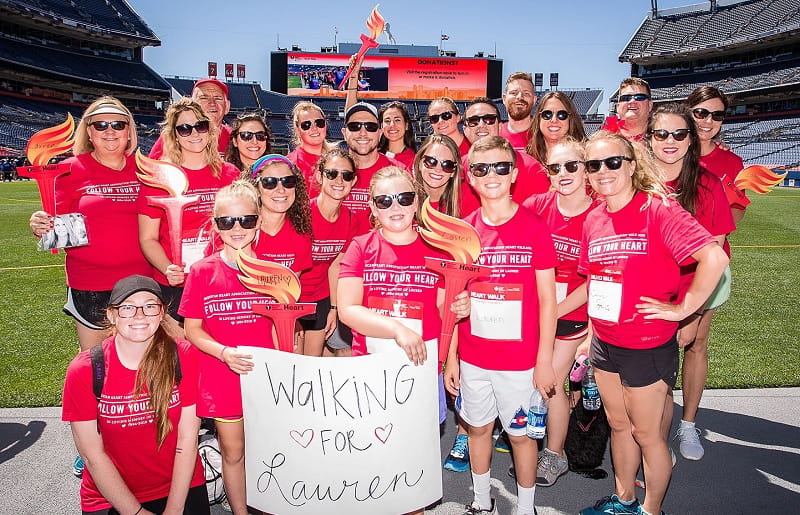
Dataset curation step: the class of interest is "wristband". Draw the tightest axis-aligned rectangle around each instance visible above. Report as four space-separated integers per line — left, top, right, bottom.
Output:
133 506 143 515
330 305 337 310
218 346 229 361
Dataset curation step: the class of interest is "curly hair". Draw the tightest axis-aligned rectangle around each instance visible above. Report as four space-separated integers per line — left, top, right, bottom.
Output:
526 91 586 163
253 157 312 235
413 134 462 219
224 113 272 177
160 97 222 177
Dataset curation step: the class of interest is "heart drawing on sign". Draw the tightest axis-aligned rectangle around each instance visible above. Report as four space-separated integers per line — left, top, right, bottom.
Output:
374 423 393 444
289 429 314 448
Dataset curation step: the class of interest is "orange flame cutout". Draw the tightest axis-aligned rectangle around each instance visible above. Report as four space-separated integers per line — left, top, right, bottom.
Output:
734 165 787 194
135 149 189 196
237 251 302 304
418 198 482 264
25 114 75 166
365 5 385 40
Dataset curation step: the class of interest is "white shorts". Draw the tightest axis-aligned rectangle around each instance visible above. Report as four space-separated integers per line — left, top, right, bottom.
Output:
458 360 535 437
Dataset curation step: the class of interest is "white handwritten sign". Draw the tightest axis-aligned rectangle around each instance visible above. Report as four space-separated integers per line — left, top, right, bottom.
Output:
241 341 442 514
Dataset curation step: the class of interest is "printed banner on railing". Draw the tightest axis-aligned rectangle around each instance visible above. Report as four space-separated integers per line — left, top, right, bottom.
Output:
241 341 442 514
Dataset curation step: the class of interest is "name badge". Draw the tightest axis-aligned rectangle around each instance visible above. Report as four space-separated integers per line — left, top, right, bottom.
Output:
588 266 623 323
470 282 523 341
365 297 424 354
182 238 208 272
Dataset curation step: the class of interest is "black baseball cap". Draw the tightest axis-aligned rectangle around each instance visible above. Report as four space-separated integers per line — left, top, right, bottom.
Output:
109 275 165 305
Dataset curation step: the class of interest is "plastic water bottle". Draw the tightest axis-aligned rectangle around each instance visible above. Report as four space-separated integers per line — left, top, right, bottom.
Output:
569 353 591 382
527 390 548 439
582 366 601 411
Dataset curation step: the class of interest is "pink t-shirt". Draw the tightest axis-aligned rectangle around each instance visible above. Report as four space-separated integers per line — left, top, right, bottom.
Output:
578 192 715 349
148 125 232 159
137 163 238 285
385 147 415 170
457 137 471 159
252 220 313 273
501 122 531 152
339 231 446 356
523 191 597 322
179 253 276 417
300 198 358 302
345 153 406 234
55 153 151 290
458 206 559 371
700 145 749 211
286 146 322 198
62 337 205 512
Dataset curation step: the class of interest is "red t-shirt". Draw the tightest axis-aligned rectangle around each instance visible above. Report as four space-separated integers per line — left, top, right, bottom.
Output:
252 220 313 273
457 137 471 160
148 125 232 159
458 206 558 371
578 192 715 349
700 145 750 211
345 153 406 234
178 253 276 417
339 231 446 356
286 146 322 198
300 198 358 302
523 191 597 322
61 337 205 512
500 122 531 152
385 147 415 170
55 153 151 290
137 163 238 285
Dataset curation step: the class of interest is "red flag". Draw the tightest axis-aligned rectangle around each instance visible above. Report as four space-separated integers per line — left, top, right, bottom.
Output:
224 63 234 79
208 62 217 77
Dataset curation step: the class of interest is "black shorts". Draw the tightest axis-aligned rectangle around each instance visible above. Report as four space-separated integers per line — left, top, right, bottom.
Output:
63 288 111 330
555 319 589 340
298 296 331 331
159 284 184 323
83 484 209 514
590 334 679 388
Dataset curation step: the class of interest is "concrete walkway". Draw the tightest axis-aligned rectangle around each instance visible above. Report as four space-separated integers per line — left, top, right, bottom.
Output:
2 388 798 514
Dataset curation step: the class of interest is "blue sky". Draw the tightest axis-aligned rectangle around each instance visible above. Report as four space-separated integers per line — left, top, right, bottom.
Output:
131 0 699 113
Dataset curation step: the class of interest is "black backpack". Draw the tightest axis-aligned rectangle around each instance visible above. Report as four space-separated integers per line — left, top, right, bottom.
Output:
564 391 611 479
90 344 182 400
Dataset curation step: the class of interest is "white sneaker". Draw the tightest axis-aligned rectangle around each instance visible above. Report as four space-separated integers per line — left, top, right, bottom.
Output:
676 426 704 460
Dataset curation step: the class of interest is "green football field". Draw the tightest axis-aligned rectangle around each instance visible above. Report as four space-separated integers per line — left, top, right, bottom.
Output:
0 181 797 407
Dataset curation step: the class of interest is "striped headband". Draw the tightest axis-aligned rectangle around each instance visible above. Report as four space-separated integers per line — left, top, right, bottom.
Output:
251 154 294 178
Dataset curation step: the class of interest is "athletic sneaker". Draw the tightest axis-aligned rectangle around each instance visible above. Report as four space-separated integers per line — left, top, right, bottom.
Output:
675 425 704 460
536 448 568 486
636 507 665 515
494 431 510 453
579 494 640 515
72 455 84 478
444 433 470 472
463 498 497 514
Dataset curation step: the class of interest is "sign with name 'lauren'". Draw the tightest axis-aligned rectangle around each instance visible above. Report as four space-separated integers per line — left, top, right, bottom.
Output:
241 341 442 514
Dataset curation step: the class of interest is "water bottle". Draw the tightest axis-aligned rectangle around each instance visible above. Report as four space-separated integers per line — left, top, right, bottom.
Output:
526 389 548 439
582 366 601 411
569 353 591 382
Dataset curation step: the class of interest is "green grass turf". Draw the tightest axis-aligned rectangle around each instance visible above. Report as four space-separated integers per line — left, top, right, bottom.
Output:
0 182 797 407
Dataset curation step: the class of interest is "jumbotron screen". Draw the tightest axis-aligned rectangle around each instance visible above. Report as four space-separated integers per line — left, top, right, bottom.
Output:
271 52 501 100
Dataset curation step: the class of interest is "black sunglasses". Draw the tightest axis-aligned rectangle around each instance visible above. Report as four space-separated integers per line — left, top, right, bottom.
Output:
585 156 634 174
465 114 499 127
372 191 416 209
346 121 380 133
422 155 457 173
175 120 210 137
90 120 128 131
214 215 259 230
546 160 583 176
257 175 298 190
469 161 513 177
541 110 569 121
649 128 692 142
300 118 326 131
428 111 458 124
322 168 356 181
238 131 267 142
692 108 725 122
618 93 650 102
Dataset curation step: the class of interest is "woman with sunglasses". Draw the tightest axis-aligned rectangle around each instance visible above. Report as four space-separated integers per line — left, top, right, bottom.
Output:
180 181 276 515
298 149 359 357
645 104 735 464
29 97 152 356
429 97 470 158
521 138 596 487
62 274 208 515
526 91 586 165
287 101 336 197
224 112 272 178
413 134 463 218
686 86 749 225
578 131 728 515
138 98 238 322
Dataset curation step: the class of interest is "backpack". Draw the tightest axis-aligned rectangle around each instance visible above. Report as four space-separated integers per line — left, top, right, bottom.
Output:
90 343 182 400
563 390 611 479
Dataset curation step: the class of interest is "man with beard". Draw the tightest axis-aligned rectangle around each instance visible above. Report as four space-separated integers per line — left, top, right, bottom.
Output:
501 72 537 152
341 102 404 234
604 77 654 142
